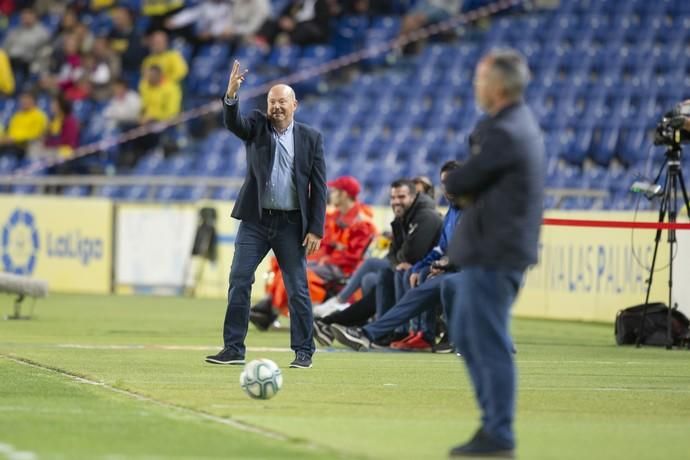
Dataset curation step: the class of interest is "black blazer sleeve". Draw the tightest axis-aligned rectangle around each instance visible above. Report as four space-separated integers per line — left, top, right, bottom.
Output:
222 97 258 141
308 131 327 238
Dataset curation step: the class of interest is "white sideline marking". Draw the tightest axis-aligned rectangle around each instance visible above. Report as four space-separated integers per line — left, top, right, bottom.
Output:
1 356 310 447
0 442 38 460
54 344 297 352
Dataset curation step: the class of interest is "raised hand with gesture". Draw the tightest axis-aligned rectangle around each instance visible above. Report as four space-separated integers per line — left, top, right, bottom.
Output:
226 60 248 99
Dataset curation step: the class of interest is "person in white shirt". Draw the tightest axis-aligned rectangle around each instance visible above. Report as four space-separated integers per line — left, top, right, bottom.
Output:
103 79 142 130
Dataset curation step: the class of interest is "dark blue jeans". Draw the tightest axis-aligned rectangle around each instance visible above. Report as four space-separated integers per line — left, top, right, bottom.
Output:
336 257 389 301
364 271 449 343
222 211 314 358
441 267 523 449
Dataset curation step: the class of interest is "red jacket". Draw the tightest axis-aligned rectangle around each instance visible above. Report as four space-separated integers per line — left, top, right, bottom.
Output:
309 202 377 275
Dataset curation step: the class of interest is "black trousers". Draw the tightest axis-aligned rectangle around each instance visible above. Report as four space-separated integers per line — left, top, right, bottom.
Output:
321 289 376 327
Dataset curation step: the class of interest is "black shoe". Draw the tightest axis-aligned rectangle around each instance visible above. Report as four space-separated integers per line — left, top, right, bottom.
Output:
433 334 454 354
205 348 245 365
289 353 313 369
449 429 514 458
331 324 371 351
314 320 334 346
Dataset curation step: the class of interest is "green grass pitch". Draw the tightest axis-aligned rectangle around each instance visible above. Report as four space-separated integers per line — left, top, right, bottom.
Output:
1 294 689 459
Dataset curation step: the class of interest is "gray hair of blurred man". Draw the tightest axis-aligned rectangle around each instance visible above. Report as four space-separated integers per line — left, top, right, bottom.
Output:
485 48 531 100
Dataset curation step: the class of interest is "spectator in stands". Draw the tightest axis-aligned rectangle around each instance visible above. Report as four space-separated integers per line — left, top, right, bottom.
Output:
127 64 181 163
255 0 332 48
141 30 188 87
64 74 93 101
227 0 272 45
0 0 15 16
84 37 121 101
397 0 458 54
0 48 15 95
164 0 232 51
0 91 48 160
342 0 399 14
139 64 181 123
28 95 80 161
142 0 185 33
2 8 50 77
103 78 142 130
108 6 147 73
41 34 83 94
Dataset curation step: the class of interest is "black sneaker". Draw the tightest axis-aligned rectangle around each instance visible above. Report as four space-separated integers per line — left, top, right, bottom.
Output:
331 325 371 351
314 320 334 347
205 347 245 365
433 334 454 354
449 428 514 458
289 353 313 369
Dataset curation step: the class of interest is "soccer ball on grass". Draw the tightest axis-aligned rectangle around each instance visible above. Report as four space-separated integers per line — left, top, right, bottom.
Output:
239 359 283 400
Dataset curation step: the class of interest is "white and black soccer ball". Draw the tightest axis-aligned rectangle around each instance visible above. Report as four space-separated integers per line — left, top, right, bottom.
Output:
239 359 283 400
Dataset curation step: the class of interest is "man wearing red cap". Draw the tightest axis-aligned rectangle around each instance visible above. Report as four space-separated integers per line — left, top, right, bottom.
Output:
311 176 377 279
251 176 377 326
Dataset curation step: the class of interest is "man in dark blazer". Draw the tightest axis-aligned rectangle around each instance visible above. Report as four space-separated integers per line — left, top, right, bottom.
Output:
442 49 545 458
206 60 327 369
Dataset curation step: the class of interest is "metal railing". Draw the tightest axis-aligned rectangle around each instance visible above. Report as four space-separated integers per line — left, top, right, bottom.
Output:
0 175 608 207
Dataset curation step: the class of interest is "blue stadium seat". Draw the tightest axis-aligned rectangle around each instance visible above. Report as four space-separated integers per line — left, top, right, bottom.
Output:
589 122 621 166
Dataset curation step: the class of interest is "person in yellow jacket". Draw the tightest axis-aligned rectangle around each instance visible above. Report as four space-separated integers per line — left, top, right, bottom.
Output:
0 49 15 96
141 30 188 86
142 0 184 33
0 91 47 159
139 64 182 122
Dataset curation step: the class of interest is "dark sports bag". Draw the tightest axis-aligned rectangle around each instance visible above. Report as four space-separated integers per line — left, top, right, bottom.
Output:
615 302 690 347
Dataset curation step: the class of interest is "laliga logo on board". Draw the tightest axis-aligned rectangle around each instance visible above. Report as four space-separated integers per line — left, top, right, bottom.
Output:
1 208 104 273
1 209 39 275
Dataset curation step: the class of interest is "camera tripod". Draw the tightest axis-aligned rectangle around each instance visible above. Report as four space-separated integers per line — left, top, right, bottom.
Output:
636 143 690 349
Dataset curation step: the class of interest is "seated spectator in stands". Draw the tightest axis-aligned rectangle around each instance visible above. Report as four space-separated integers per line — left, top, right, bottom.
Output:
84 37 121 101
41 34 83 94
227 0 272 46
0 91 48 160
141 0 185 33
108 6 147 73
342 0 399 14
141 30 188 87
397 0 458 54
103 78 142 130
0 0 15 16
124 64 181 165
64 74 93 101
0 48 15 95
28 95 80 161
139 64 182 123
251 176 378 329
2 8 50 77
163 0 235 55
255 0 332 48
